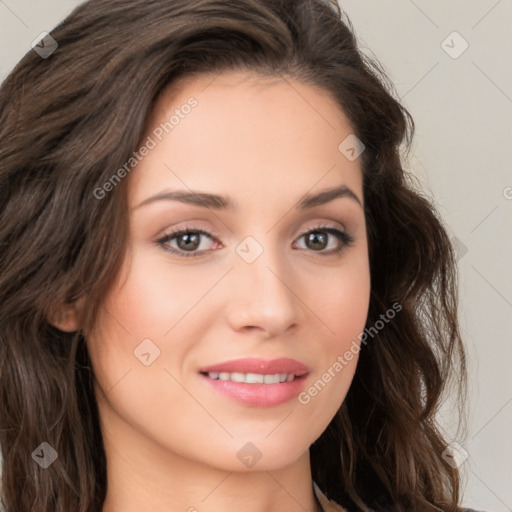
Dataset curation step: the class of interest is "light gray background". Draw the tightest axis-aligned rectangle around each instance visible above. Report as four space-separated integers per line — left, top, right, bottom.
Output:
0 1 511 511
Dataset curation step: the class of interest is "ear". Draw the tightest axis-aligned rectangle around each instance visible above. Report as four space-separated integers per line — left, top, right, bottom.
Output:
46 299 83 332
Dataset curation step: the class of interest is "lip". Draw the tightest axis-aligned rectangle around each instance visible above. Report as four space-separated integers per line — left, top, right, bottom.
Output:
198 357 310 407
198 357 309 376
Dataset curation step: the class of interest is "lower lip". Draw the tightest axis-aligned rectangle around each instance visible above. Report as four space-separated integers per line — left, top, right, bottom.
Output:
199 373 308 407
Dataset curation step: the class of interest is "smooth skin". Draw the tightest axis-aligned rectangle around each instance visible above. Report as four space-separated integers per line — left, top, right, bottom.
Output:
51 70 371 512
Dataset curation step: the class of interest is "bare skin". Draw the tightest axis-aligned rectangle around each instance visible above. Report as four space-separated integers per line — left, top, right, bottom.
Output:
52 70 370 512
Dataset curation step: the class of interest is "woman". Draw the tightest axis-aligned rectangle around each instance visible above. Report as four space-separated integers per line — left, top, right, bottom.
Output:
0 0 479 511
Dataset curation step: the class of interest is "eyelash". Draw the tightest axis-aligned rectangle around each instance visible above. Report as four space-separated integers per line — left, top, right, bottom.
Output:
155 224 354 259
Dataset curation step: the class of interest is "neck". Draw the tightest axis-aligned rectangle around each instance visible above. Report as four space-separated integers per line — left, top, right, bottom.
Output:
99 397 322 512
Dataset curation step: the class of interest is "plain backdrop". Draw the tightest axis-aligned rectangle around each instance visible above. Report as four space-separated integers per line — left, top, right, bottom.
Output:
0 1 511 511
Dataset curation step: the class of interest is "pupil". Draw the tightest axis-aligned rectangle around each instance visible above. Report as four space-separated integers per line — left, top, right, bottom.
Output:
308 232 326 250
178 233 200 250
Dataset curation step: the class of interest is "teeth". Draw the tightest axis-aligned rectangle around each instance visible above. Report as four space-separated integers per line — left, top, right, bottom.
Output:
230 372 248 382
263 374 280 384
245 373 264 384
206 371 296 384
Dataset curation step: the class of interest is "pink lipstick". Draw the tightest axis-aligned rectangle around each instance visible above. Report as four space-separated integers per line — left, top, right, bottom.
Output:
198 357 309 407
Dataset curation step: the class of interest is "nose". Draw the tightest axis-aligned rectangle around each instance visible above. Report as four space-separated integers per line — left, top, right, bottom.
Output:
225 247 300 338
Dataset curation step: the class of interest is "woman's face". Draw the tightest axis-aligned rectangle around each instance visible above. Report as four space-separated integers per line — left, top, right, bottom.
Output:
86 70 370 472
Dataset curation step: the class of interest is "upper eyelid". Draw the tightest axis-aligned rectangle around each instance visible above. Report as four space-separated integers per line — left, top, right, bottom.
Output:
157 225 221 242
157 222 348 240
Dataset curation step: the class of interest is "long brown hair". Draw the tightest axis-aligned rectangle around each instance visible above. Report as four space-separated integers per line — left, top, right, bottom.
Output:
0 0 467 510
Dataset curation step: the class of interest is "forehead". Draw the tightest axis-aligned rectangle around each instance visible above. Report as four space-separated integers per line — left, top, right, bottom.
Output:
128 70 364 209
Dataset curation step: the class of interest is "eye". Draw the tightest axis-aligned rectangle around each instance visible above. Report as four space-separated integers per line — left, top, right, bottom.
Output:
155 226 219 258
155 224 354 258
293 224 354 256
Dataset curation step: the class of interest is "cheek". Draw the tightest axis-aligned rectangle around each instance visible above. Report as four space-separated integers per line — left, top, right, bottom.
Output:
300 253 370 401
84 247 220 392
96 249 211 338
335 266 371 341
304 253 371 345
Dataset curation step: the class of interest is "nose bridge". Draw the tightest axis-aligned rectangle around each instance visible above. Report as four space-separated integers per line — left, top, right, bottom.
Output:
227 232 299 335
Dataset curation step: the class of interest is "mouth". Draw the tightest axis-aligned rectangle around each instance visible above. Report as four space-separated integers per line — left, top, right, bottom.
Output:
198 356 309 377
198 357 310 407
200 370 304 384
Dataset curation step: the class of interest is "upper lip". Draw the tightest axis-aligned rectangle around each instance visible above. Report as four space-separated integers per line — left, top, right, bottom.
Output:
199 357 309 376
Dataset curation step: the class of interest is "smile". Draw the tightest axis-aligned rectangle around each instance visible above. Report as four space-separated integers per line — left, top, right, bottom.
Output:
202 371 297 384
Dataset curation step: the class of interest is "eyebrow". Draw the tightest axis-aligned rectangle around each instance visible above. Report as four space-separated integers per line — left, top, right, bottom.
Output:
133 184 363 211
